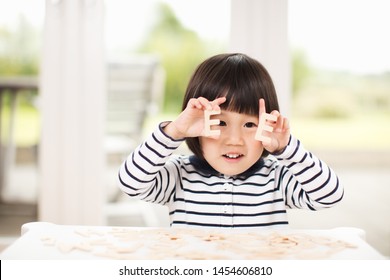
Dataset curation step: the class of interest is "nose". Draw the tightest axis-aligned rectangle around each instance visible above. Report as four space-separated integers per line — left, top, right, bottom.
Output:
223 126 244 145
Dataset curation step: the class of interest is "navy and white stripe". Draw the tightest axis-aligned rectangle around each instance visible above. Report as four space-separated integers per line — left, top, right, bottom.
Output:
118 123 344 229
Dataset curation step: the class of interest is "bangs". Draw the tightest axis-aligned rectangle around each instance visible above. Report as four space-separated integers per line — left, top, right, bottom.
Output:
206 54 274 116
220 87 260 116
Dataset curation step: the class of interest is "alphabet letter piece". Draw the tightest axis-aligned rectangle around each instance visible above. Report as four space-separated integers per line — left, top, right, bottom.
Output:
255 113 277 143
204 109 221 137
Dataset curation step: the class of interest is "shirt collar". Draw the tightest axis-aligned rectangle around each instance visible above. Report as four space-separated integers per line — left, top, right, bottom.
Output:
189 155 265 179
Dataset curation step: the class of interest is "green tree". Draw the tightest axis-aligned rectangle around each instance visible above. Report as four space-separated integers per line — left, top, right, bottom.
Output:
138 3 216 113
0 15 40 111
291 48 311 98
0 15 40 76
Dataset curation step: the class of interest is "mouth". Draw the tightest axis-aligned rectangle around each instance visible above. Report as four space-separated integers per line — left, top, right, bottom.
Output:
223 153 244 159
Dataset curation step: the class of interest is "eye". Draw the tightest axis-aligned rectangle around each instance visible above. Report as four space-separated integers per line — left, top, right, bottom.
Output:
244 122 257 128
218 120 227 126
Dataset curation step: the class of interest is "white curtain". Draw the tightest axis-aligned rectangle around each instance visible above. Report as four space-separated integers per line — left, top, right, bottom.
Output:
39 0 106 225
229 0 290 115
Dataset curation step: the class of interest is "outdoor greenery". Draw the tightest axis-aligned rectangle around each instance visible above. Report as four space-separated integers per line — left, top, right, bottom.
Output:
292 60 390 119
138 3 226 113
0 15 40 146
0 16 40 76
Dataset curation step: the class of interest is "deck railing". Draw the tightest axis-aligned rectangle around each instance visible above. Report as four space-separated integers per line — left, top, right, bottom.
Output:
0 76 38 202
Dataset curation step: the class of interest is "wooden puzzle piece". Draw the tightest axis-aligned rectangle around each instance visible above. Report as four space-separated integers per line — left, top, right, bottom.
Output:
204 109 221 137
37 226 357 259
255 112 277 143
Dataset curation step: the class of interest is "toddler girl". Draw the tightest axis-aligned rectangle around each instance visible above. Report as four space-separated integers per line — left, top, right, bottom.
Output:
117 53 343 228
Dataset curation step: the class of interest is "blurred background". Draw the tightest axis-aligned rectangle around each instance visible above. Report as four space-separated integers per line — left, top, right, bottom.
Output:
0 0 389 257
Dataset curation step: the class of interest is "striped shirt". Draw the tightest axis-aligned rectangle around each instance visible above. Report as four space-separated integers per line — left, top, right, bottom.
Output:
118 123 343 229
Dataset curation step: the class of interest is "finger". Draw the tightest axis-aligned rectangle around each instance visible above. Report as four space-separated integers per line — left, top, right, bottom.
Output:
270 110 281 128
188 98 202 109
209 96 226 111
282 117 290 131
275 115 290 133
197 97 213 110
276 116 285 133
259 98 266 116
213 97 226 110
270 110 280 120
214 96 227 105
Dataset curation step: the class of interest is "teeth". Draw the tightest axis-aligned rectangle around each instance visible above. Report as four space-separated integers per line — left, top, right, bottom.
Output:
225 154 241 159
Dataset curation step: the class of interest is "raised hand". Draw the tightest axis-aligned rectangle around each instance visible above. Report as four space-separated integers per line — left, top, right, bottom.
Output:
163 96 226 140
256 98 290 153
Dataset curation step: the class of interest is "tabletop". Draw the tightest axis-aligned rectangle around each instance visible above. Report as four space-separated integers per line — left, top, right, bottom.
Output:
0 222 386 260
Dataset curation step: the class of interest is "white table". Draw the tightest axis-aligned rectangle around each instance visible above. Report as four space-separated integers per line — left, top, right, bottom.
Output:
0 222 386 260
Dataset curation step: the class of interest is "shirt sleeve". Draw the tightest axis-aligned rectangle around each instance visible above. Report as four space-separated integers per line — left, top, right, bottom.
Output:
273 135 344 210
117 122 184 205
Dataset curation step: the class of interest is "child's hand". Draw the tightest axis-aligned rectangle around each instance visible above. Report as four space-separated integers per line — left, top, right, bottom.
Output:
258 98 290 153
164 96 226 139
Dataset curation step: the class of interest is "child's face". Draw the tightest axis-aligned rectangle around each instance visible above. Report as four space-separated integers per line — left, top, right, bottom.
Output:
200 110 264 176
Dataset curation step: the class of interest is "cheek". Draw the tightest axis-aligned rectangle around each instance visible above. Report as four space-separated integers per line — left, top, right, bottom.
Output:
249 139 265 155
199 137 215 154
